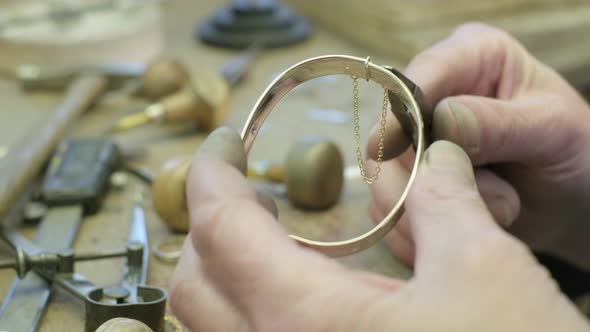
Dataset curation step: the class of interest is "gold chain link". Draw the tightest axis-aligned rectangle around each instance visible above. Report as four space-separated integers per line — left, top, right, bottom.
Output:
352 76 388 184
165 314 184 332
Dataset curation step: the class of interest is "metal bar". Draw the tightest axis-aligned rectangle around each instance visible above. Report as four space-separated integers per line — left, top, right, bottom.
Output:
74 250 127 262
0 206 83 332
219 42 262 88
0 75 106 223
125 198 149 286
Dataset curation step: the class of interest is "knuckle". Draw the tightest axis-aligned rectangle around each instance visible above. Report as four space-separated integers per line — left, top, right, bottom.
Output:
460 233 527 275
451 22 525 56
411 171 479 203
452 22 511 41
190 198 249 252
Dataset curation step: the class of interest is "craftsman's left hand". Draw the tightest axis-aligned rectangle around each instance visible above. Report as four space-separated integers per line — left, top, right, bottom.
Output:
168 127 588 332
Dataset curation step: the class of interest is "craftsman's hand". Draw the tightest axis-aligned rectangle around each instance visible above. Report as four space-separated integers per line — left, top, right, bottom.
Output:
169 127 588 332
368 23 590 271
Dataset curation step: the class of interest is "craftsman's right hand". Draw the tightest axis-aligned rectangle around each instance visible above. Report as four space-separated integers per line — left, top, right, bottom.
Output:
368 23 590 271
168 128 589 332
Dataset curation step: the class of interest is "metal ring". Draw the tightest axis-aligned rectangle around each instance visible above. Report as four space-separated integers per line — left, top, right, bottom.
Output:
241 55 427 257
152 236 184 264
364 56 371 81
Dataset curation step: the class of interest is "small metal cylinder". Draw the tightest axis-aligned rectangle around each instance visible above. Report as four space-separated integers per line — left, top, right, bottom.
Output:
57 249 75 274
126 242 144 268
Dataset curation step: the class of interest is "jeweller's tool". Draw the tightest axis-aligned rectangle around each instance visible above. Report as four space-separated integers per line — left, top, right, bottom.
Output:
111 70 230 133
241 55 431 257
12 57 190 100
111 44 260 133
41 139 121 213
0 192 167 332
150 137 344 232
0 76 106 224
0 138 120 331
248 136 344 209
137 57 190 100
0 241 130 279
199 0 311 49
12 62 145 91
125 165 155 184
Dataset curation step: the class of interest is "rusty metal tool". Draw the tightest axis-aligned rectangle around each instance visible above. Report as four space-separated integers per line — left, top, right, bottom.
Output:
0 75 107 224
0 193 166 332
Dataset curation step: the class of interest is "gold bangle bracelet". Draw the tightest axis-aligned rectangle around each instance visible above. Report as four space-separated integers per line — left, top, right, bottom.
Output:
241 55 431 257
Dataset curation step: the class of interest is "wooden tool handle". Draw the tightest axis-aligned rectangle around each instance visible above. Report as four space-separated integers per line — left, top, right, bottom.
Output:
0 75 107 222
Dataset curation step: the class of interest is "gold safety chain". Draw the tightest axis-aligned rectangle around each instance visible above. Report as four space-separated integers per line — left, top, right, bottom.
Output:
165 314 185 332
352 75 388 185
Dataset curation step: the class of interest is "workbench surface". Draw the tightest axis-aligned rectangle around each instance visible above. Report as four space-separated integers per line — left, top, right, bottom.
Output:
0 1 412 330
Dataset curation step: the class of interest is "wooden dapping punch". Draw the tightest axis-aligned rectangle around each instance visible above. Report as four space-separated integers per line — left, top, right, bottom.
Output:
151 137 344 232
112 69 230 133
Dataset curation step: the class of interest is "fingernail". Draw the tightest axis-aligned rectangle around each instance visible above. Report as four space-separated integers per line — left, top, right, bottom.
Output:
197 126 247 175
423 141 475 185
433 99 480 154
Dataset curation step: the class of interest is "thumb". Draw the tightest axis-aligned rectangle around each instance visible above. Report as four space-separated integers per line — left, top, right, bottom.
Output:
433 95 572 166
186 127 359 319
405 141 500 270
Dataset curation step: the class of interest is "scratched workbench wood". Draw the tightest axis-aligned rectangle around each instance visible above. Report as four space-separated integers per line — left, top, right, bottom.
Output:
0 1 412 330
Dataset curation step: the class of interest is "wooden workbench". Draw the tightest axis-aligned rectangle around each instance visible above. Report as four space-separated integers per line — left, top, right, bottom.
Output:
0 1 412 330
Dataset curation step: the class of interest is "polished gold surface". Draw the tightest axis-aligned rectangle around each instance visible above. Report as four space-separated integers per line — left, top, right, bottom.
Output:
352 73 388 184
241 55 428 257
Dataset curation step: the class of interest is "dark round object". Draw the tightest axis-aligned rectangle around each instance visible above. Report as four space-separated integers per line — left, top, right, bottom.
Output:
198 0 311 49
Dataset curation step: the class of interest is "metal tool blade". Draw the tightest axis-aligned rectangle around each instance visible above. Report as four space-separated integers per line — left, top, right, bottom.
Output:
0 205 83 332
219 42 262 88
123 192 149 287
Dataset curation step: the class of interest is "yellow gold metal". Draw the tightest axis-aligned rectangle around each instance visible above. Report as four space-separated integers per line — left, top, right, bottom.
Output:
164 314 184 332
352 76 388 184
241 55 431 257
364 56 371 81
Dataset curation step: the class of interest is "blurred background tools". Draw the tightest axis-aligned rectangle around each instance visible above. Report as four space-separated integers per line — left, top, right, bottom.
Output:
0 138 121 331
0 193 167 332
249 136 344 210
151 136 344 232
199 0 311 49
0 76 107 224
7 57 188 99
111 44 260 133
0 0 162 69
